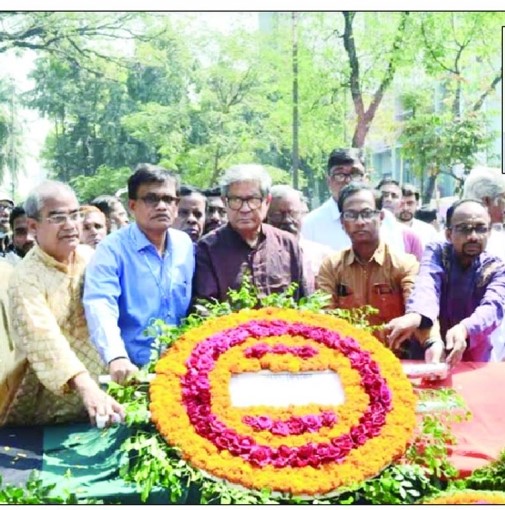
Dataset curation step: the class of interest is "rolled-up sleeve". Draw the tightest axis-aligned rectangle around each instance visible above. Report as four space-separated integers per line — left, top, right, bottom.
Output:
8 277 87 396
83 243 127 364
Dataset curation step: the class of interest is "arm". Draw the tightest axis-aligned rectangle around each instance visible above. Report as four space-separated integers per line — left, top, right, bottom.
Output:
402 228 424 262
83 243 130 365
192 242 220 304
8 274 89 396
315 256 339 309
294 240 313 299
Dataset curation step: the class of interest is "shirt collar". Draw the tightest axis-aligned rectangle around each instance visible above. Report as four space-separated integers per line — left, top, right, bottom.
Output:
345 241 386 266
130 222 171 254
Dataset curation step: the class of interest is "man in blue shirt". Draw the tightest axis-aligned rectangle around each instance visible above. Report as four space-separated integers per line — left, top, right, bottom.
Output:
83 164 194 382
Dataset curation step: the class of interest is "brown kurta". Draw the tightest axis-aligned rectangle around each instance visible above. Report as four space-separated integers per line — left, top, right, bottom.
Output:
193 223 312 304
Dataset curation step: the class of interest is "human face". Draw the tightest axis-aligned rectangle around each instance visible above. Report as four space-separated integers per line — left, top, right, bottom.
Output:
327 164 365 200
340 190 384 246
379 183 402 215
0 200 12 233
225 181 271 239
173 194 206 242
12 214 35 257
398 195 418 223
129 181 179 235
266 193 303 236
485 193 505 224
29 193 82 263
205 196 227 233
446 202 491 266
81 211 107 248
109 202 129 231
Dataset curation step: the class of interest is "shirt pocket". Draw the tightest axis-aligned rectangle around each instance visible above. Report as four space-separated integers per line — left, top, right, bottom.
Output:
369 284 404 324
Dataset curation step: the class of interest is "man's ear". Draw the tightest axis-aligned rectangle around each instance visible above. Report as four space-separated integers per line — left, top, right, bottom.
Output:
264 193 272 208
445 227 452 242
26 218 38 240
379 210 385 221
128 199 137 214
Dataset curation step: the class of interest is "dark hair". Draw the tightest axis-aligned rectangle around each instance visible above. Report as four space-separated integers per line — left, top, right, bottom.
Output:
90 195 122 217
415 205 437 224
127 163 180 199
9 205 26 230
376 177 401 190
327 148 365 173
203 186 222 198
337 181 377 212
180 184 204 197
446 198 486 227
401 183 420 201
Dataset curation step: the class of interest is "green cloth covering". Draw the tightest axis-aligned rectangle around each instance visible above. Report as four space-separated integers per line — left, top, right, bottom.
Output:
39 423 185 503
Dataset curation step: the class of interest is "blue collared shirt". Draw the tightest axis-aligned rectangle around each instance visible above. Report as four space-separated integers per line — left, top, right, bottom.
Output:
83 223 194 366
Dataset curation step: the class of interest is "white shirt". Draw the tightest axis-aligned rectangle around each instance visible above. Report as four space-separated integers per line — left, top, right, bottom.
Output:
301 198 406 254
299 237 335 278
408 218 439 250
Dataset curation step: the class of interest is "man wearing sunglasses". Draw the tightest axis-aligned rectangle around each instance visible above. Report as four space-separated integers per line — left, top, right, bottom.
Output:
193 164 311 305
386 199 505 367
83 164 194 382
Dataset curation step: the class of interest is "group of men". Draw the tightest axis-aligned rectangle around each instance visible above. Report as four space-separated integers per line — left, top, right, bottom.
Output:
1 150 505 428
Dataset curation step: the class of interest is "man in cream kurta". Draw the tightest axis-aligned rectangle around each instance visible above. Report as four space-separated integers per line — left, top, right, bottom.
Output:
2 181 123 426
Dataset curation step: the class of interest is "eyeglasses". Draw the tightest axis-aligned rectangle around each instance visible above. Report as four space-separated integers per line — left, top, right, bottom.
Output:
450 224 490 235
138 193 180 207
341 209 380 222
45 211 83 225
330 170 364 183
226 195 263 211
0 204 12 212
268 210 302 222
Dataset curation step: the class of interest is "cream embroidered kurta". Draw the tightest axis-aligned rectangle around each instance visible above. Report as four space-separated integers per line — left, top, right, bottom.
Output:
3 244 106 425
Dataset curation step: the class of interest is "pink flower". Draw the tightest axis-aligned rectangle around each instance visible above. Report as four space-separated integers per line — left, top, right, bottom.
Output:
248 445 271 467
321 410 337 427
295 345 319 359
301 414 322 432
286 418 305 435
272 344 289 354
271 421 290 436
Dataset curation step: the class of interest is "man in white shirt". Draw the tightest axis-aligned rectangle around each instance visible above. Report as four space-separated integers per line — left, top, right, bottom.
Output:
397 184 438 250
301 148 413 255
462 166 505 361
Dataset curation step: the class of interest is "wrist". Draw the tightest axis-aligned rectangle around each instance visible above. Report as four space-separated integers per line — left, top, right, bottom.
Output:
424 338 444 350
69 371 95 392
108 356 128 366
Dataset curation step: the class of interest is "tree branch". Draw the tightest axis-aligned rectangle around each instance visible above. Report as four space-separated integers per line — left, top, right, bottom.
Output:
472 71 502 112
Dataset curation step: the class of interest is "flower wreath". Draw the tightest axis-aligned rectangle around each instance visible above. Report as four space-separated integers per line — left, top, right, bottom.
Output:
150 307 417 497
424 489 505 504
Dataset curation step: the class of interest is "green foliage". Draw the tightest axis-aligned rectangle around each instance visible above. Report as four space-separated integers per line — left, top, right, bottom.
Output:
70 164 133 202
466 450 505 491
0 472 100 504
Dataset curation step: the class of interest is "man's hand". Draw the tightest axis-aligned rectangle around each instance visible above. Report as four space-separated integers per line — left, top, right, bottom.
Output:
384 313 422 351
445 323 468 368
108 357 138 384
424 338 446 364
70 372 125 427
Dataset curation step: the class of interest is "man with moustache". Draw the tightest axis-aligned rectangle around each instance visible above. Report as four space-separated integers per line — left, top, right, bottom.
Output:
0 192 14 256
173 185 206 242
80 205 107 249
83 164 194 382
203 187 227 234
386 199 505 366
3 205 36 265
316 182 430 358
266 184 334 278
3 181 124 426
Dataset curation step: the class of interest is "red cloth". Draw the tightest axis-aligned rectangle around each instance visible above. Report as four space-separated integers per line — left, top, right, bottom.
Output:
414 362 505 476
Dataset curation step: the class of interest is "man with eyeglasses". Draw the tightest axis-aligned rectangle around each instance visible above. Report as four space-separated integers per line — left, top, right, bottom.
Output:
2 180 124 427
386 199 505 367
193 164 311 304
316 182 431 359
266 184 334 279
83 164 194 383
301 149 416 256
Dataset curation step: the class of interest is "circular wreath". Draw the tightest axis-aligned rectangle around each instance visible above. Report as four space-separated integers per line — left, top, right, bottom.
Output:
150 307 416 496
425 490 505 504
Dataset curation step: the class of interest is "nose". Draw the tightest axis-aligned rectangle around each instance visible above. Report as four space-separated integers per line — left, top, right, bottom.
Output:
186 214 197 225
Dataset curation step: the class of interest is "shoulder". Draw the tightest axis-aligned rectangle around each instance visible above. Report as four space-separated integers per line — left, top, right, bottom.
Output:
168 228 192 249
303 200 333 223
384 244 418 271
197 225 229 250
263 223 299 249
318 249 347 273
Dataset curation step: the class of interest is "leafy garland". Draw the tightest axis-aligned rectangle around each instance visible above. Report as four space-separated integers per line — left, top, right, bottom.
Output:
106 280 476 504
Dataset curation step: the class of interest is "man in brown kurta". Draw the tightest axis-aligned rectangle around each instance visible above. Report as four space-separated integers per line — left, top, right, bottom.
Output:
193 164 312 304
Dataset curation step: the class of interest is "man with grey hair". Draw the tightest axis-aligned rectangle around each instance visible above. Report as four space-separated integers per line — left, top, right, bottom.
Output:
2 180 124 427
193 164 311 303
266 184 334 278
463 166 505 258
463 166 505 360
